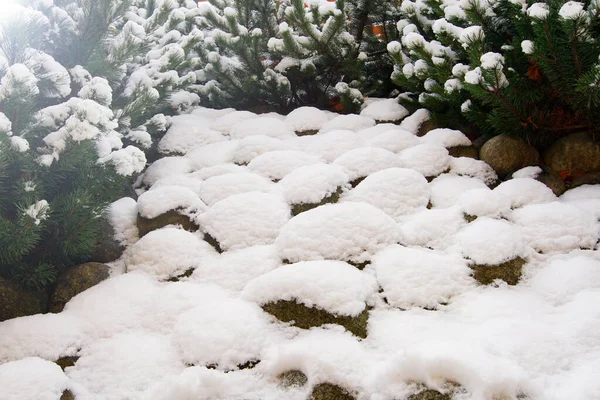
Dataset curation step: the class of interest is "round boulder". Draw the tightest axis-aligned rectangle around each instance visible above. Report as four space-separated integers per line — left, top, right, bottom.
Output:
91 217 125 263
544 133 600 178
311 383 356 400
570 171 600 189
50 262 110 313
0 278 48 322
480 135 539 178
137 210 199 238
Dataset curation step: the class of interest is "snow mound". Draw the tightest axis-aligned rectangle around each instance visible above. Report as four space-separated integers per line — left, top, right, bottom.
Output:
191 164 247 180
399 207 466 250
342 168 429 220
356 123 399 140
158 115 225 154
494 178 557 208
142 156 193 186
230 117 295 139
198 192 290 251
151 174 203 195
360 98 409 122
109 197 139 246
186 141 240 169
456 217 526 265
137 186 206 219
191 245 281 291
398 143 450 177
333 147 400 181
421 128 472 148
0 357 69 400
210 110 256 135
277 163 349 205
429 174 489 208
276 202 398 264
172 290 281 369
509 202 599 253
67 332 184 400
372 245 474 309
247 150 322 180
560 185 600 219
198 172 273 205
297 130 365 162
456 188 511 218
367 128 420 153
233 135 289 164
242 260 378 316
320 114 376 133
125 228 216 279
449 157 498 185
399 108 430 134
512 166 543 179
285 106 330 132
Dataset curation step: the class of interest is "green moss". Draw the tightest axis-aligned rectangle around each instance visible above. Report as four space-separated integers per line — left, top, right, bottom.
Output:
55 356 79 371
203 232 223 253
137 210 198 238
262 299 369 338
166 267 195 282
471 257 526 286
278 370 308 388
291 187 343 216
296 129 319 136
60 390 75 400
310 383 356 400
408 389 452 400
238 359 261 370
463 213 478 223
347 260 370 270
350 177 366 188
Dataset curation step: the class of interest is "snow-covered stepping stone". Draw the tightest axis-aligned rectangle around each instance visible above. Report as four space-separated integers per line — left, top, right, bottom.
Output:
141 156 193 187
185 140 240 169
190 163 247 180
125 227 216 280
367 128 420 153
277 163 349 216
493 177 557 208
333 147 401 185
398 207 466 250
247 150 322 181
560 184 600 219
276 202 397 267
198 171 273 206
372 245 474 309
158 114 225 155
421 128 477 158
198 192 290 251
136 186 206 237
429 174 489 208
456 217 528 285
360 98 409 123
342 168 429 221
320 114 376 133
243 260 377 337
449 157 498 186
232 135 289 165
456 188 511 220
0 357 70 400
398 143 451 178
297 129 365 162
509 202 599 254
285 106 330 135
230 116 295 139
150 173 203 195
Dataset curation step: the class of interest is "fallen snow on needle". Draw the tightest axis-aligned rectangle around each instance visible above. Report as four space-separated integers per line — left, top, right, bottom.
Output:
1 103 600 400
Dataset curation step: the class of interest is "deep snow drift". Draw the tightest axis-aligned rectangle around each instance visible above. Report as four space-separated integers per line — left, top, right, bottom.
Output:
1 102 599 400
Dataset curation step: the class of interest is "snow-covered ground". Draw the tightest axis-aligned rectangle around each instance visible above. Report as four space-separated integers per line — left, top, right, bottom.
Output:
1 101 600 400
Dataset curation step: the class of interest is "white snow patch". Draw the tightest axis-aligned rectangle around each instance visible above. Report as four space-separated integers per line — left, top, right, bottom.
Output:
421 128 471 148
560 185 600 219
158 115 225 155
109 197 139 246
186 141 240 169
142 156 193 186
512 166 543 179
399 109 431 134
320 114 376 133
137 186 206 219
360 98 409 122
229 117 295 139
449 157 498 185
285 107 330 132
232 135 289 164
456 188 511 219
398 207 466 250
494 178 557 208
333 147 401 181
0 357 69 400
429 174 489 208
210 110 256 135
297 130 365 162
248 150 322 180
367 128 420 153
198 172 274 205
277 163 349 205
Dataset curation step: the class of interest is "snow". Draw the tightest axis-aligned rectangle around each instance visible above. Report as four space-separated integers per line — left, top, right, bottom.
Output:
333 147 401 181
509 202 599 253
10 136 30 152
527 2 550 18
242 260 378 316
198 172 273 205
342 168 429 220
98 146 147 176
0 112 12 134
158 115 225 155
560 185 600 219
367 128 420 153
277 163 349 205
141 156 193 186
360 98 409 122
449 157 498 185
137 186 206 219
198 192 290 251
276 202 398 264
210 110 255 135
247 150 322 180
233 135 289 164
229 117 295 139
398 207 467 250
319 114 375 133
420 128 471 148
296 129 365 162
109 197 139 246
494 178 557 208
399 108 430 134
0 357 69 400
521 40 534 55
125 228 216 279
372 245 474 309
398 143 451 177
285 107 330 132
456 188 511 218
429 174 489 208
558 1 585 19
512 166 542 179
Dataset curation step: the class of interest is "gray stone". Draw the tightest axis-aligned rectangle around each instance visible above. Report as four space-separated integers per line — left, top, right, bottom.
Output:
137 210 199 238
0 278 48 322
480 135 539 178
544 133 600 178
310 383 355 400
91 217 125 263
278 370 308 388
50 262 110 313
448 145 479 159
569 171 600 189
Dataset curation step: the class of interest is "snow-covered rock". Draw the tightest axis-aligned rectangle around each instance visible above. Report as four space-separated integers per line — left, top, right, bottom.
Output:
333 147 401 181
398 143 451 177
277 163 349 206
247 150 322 181
198 172 273 206
360 98 409 122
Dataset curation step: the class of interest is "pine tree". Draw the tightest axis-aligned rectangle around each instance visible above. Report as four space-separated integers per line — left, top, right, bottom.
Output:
388 0 600 145
0 2 146 288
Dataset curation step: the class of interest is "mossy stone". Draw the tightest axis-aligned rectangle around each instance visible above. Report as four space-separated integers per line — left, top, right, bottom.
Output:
166 267 195 282
137 210 199 238
464 214 478 223
296 129 319 136
347 260 370 270
471 257 526 286
91 217 125 263
448 145 479 159
50 262 110 313
60 390 75 400
203 232 223 253
350 177 366 188
570 171 600 189
416 119 438 137
0 278 49 322
535 167 566 196
310 383 355 400
480 135 539 178
278 370 308 388
291 187 343 216
408 389 452 400
262 299 369 338
544 132 600 178
55 356 79 371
